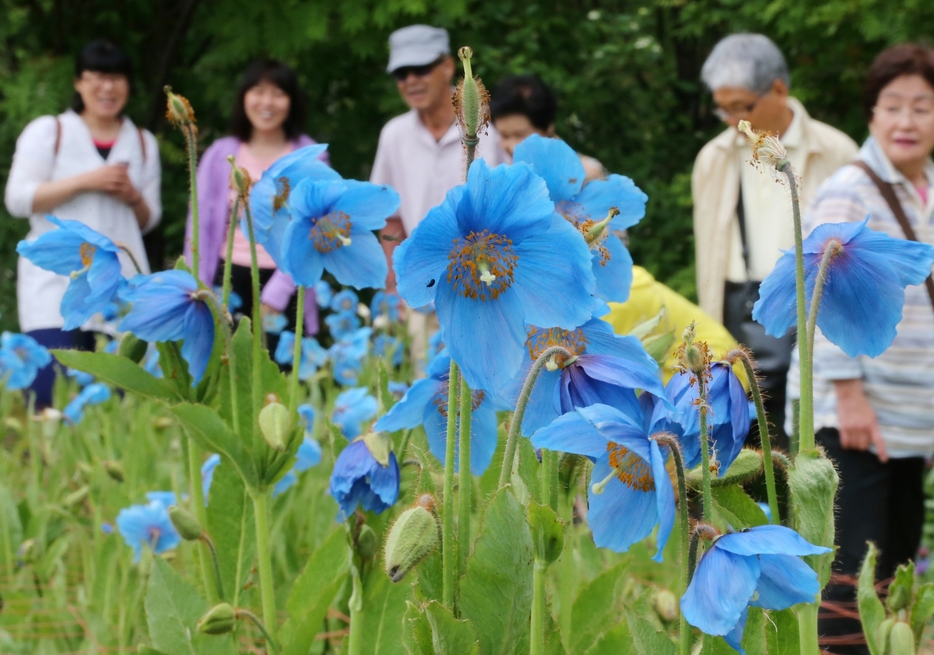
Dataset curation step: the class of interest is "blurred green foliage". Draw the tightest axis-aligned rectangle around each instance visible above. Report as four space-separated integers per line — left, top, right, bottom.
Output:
1 0 933 332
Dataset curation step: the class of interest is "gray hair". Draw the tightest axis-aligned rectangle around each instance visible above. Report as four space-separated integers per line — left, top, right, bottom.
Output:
701 33 790 94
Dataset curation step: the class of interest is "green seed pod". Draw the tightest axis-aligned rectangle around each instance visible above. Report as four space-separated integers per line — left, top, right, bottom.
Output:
654 589 678 622
117 332 148 363
197 603 237 635
458 48 480 138
259 401 290 452
226 155 251 196
164 86 196 127
168 506 204 541
888 621 916 655
878 617 894 654
63 485 89 507
356 524 379 561
384 505 440 583
103 460 125 483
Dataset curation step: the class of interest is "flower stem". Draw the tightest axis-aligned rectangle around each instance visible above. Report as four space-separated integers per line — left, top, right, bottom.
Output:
221 196 240 309
241 202 265 453
696 375 714 521
653 433 691 655
200 534 225 600
457 377 472 574
797 601 820 655
347 562 364 655
186 125 200 278
442 359 460 612
289 285 305 417
530 559 547 655
187 442 215 603
251 490 278 643
806 242 841 368
116 244 144 275
498 345 575 489
726 349 780 524
778 162 813 454
235 608 279 654
542 449 558 511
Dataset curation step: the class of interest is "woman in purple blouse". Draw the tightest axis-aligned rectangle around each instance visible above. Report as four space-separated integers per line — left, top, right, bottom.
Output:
184 59 328 341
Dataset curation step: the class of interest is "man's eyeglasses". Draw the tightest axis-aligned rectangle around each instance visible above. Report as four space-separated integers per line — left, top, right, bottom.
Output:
391 57 445 82
714 94 766 121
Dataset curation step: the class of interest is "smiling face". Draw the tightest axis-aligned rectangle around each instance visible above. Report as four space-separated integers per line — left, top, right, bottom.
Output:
493 114 554 160
711 79 790 135
395 56 455 112
869 74 934 179
243 80 291 135
74 71 128 120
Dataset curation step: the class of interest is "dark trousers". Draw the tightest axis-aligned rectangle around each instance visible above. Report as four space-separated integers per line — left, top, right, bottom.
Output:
817 428 925 655
26 328 96 408
751 372 789 452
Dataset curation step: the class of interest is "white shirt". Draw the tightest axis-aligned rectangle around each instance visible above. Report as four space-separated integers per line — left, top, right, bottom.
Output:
369 109 506 235
726 107 807 282
5 110 161 332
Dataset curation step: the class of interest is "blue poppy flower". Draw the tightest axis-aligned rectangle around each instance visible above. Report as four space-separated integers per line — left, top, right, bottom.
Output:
754 218 934 358
373 334 404 367
531 403 675 560
681 525 831 652
394 159 596 392
371 291 401 323
16 217 125 329
273 471 299 497
325 310 361 341
388 381 409 400
66 367 95 387
296 437 322 472
145 491 179 507
274 332 328 380
504 318 665 436
250 144 341 264
330 289 359 314
298 404 316 434
214 287 243 314
375 352 500 475
118 271 215 385
280 179 400 289
329 328 371 386
664 363 752 475
262 312 287 334
329 437 400 519
513 135 647 303
63 382 111 424
115 501 182 562
0 332 52 391
331 387 378 439
201 454 221 499
315 280 334 308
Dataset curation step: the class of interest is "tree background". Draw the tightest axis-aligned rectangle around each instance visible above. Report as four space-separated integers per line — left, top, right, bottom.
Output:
1 0 932 333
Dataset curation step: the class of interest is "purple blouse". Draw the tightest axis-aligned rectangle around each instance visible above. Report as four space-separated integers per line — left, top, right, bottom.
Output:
183 135 329 334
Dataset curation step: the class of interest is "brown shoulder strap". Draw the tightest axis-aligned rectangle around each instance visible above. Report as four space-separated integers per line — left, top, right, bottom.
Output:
851 159 934 316
54 116 61 155
137 127 147 162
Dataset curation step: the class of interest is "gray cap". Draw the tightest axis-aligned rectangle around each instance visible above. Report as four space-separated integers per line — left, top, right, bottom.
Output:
386 25 450 73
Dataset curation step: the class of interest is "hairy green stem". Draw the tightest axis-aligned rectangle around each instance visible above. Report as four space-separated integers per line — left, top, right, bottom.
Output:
251 491 278 643
542 449 558 511
347 561 364 655
241 202 265 456
200 534 225 600
696 375 713 521
221 196 240 309
530 560 547 655
187 443 215 603
442 360 460 612
235 608 279 654
186 125 200 278
116 244 144 275
499 345 575 488
289 285 306 417
457 377 472 574
806 243 841 369
798 601 820 655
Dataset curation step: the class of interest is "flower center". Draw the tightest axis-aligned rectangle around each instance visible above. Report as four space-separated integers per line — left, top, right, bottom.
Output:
446 230 517 300
431 381 486 419
591 442 654 494
310 211 352 253
526 327 588 370
148 526 161 545
273 176 291 213
556 200 587 227
80 242 96 267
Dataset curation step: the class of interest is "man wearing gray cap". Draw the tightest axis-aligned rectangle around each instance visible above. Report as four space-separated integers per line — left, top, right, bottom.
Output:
372 25 505 294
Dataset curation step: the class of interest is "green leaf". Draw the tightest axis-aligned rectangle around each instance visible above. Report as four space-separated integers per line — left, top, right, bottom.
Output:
358 566 411 655
626 609 677 655
138 649 170 655
582 623 633 655
910 582 934 646
0 481 23 571
569 561 629 655
171 403 259 489
280 526 350 655
858 543 886 655
710 484 767 529
460 488 534 655
686 449 763 489
51 349 178 401
205 461 255 604
144 558 231 655
424 600 479 655
403 601 435 655
787 450 838 587
510 435 542 507
740 607 767 655
528 500 564 564
763 609 799 655
157 341 193 396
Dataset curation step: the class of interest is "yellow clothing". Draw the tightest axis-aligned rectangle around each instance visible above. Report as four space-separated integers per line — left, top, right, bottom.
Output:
605 266 738 384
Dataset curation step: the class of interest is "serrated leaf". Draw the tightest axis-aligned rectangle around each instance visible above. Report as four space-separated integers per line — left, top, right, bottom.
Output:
528 500 564 564
582 622 632 654
710 484 767 529
910 582 934 645
424 600 479 655
51 349 178 401
858 543 885 655
359 566 410 655
460 488 534 655
570 561 629 655
0 482 23 571
280 526 350 655
626 609 677 655
172 403 259 489
205 462 255 604
763 609 799 655
403 601 435 655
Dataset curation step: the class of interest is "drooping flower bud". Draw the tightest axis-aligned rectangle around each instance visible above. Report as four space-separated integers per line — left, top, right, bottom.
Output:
356 524 379 561
103 460 125 483
168 505 204 541
654 589 678 622
227 155 252 197
454 46 490 142
164 86 196 129
117 332 149 363
676 321 710 377
384 496 440 583
197 603 237 635
259 399 290 452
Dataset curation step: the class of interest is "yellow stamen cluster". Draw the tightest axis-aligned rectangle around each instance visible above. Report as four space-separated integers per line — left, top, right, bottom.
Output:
446 230 517 301
273 176 291 214
525 326 588 369
431 382 485 419
80 242 96 267
309 211 352 253
607 442 654 492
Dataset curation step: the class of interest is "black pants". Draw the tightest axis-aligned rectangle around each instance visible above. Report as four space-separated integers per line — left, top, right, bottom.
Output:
751 373 788 452
817 428 925 655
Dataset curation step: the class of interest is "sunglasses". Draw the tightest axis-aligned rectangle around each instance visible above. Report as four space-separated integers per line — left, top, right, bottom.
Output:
391 57 444 82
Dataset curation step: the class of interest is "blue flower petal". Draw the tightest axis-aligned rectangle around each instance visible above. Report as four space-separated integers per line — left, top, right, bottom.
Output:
750 554 820 610
850 224 934 286
574 174 648 231
592 235 634 303
513 134 585 202
587 454 658 552
470 394 499 475
530 410 614 459
681 546 759 636
724 607 748 654
331 181 400 231
321 230 388 290
281 216 326 287
295 438 322 472
180 301 215 385
367 452 400 507
557 363 644 420
648 440 675 562
751 253 797 338
375 377 439 432
714 525 831 557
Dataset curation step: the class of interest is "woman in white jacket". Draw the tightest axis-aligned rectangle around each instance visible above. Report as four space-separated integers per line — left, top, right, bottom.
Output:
4 40 161 406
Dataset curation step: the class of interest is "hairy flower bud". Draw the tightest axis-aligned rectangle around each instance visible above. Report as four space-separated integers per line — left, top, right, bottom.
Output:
384 502 440 583
164 86 196 128
889 620 916 655
654 589 678 622
226 155 252 197
259 400 291 452
168 505 204 541
356 524 379 561
197 603 237 635
454 46 490 143
117 332 148 363
103 460 125 483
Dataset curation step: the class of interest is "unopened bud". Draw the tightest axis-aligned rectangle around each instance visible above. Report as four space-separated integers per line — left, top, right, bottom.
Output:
227 156 251 197
63 485 89 507
197 603 237 635
103 460 125 483
384 504 440 583
455 46 490 141
168 505 203 541
259 401 290 452
17 539 37 566
356 524 379 561
654 589 678 622
117 332 148 363
889 620 916 655
164 86 195 127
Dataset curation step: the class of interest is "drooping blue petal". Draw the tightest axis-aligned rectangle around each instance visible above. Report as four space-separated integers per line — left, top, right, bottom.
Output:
331 387 378 439
281 215 326 287
723 608 748 654
850 224 934 286
557 362 644 420
513 134 585 203
329 439 398 518
375 377 439 432
714 525 831 557
180 301 215 385
274 331 296 365
648 440 675 562
517 366 562 436
364 452 400 510
592 235 634 303
330 181 400 231
751 252 798 339
17 229 87 275
587 455 659 552
321 230 388 290
530 409 613 459
469 394 499 475
201 454 221 499
295 438 322 472
750 554 821 610
681 545 760 636
581 319 658 366
575 174 648 231
115 501 181 562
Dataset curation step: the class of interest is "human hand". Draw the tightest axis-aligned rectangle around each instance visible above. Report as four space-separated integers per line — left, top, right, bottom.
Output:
82 164 132 194
834 379 888 462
